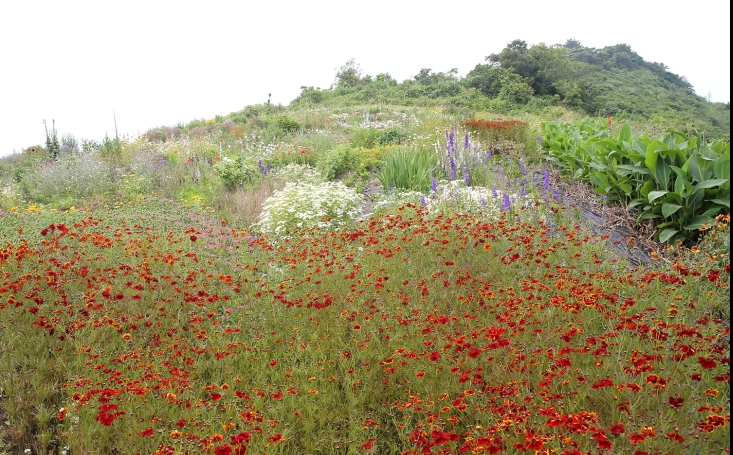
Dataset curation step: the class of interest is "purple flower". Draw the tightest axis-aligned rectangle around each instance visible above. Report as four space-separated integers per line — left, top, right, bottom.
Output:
553 190 561 202
479 198 487 207
463 170 470 185
420 195 426 206
431 177 438 193
502 193 511 212
518 160 529 175
543 170 550 192
492 184 498 198
536 136 542 143
464 133 469 150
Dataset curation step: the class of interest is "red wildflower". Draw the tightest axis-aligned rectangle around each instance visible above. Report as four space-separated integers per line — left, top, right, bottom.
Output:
668 396 684 408
666 431 685 442
698 356 717 369
140 427 154 437
609 423 625 435
190 235 197 242
269 359 277 367
591 378 614 389
629 433 646 444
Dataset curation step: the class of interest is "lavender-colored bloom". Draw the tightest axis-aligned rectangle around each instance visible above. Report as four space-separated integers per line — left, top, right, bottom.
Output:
492 184 498 198
502 193 511 212
518 160 529 176
431 177 438 193
520 186 527 197
536 136 542 144
543 170 550 192
463 170 470 186
449 157 456 180
553 190 561 202
464 133 469 150
420 195 426 206
479 198 487 207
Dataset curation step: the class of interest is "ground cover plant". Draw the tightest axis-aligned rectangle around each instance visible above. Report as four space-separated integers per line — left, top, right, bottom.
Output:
0 98 729 454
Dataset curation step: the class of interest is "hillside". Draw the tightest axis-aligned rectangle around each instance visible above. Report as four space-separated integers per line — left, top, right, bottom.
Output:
291 40 730 141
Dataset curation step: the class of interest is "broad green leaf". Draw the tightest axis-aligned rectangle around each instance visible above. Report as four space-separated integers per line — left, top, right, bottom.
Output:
674 175 685 195
684 215 714 230
645 143 659 173
710 197 730 208
627 199 648 211
638 212 661 221
670 165 688 180
714 156 730 180
647 191 668 203
616 165 651 176
689 151 704 182
686 190 705 211
658 228 679 243
640 181 655 198
619 124 632 142
662 203 682 218
653 159 672 189
693 179 729 190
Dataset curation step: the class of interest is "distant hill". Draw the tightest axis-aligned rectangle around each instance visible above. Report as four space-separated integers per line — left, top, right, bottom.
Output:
291 40 729 140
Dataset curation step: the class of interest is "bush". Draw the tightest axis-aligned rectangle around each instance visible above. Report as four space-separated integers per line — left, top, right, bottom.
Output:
317 144 356 180
214 157 262 191
254 181 363 238
273 115 301 133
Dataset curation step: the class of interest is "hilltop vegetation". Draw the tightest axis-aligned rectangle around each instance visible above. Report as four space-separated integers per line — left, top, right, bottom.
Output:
293 40 729 141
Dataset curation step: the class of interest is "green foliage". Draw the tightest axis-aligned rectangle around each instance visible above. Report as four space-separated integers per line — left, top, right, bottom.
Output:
541 119 730 244
214 156 262 191
378 146 438 192
272 115 301 133
316 144 356 181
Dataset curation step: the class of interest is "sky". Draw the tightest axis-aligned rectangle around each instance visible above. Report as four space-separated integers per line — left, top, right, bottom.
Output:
1 0 729 157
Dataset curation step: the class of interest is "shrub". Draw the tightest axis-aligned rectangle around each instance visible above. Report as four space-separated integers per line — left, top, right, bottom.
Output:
273 115 301 133
254 181 363 237
317 144 356 180
214 157 261 191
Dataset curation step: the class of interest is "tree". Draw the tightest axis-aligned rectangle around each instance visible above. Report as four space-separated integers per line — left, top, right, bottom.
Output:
334 58 363 88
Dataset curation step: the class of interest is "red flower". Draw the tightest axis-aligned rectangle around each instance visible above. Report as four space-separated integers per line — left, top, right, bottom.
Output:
629 433 646 444
190 235 197 242
668 396 684 408
140 427 154 437
268 434 284 442
272 391 283 400
269 359 277 367
210 392 222 401
698 356 717 369
609 423 625 435
592 378 614 389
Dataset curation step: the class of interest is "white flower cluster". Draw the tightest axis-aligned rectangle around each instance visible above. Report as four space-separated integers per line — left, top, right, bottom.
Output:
273 164 325 184
254 181 363 238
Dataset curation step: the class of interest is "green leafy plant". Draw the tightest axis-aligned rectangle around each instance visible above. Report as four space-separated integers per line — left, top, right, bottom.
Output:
378 146 438 192
541 119 730 244
214 156 262 191
316 144 356 181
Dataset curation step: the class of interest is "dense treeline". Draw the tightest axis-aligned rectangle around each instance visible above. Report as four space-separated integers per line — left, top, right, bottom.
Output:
291 40 729 140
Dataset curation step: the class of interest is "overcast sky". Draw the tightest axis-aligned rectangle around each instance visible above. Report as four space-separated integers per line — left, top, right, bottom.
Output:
1 0 729 157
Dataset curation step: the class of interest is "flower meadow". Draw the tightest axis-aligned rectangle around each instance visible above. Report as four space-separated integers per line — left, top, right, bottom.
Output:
0 201 728 455
0 106 729 454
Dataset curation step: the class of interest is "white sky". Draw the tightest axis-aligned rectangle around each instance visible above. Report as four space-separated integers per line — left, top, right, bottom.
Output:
1 0 729 157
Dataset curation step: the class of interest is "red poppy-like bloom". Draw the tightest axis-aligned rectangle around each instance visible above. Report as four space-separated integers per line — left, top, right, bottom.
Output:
698 356 717 369
668 396 684 408
190 235 197 242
